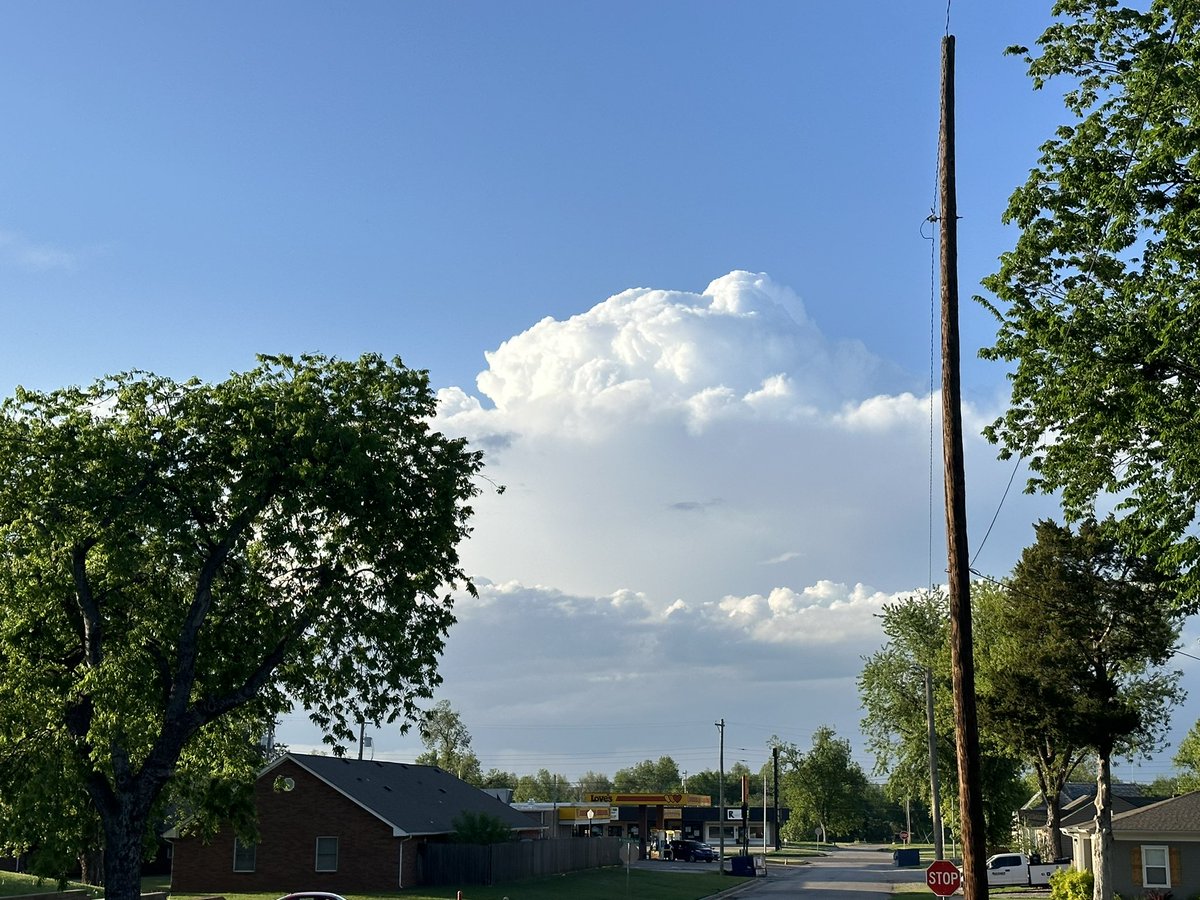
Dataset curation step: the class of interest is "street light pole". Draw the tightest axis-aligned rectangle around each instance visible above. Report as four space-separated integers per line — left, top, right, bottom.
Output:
716 718 725 871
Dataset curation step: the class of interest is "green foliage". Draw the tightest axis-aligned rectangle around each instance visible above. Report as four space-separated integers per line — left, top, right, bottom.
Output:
1050 867 1094 900
676 763 760 806
858 589 951 786
450 810 514 845
1010 519 1183 761
613 756 682 793
980 0 1200 611
512 768 571 802
576 770 614 794
858 589 1026 847
479 768 519 790
1172 719 1200 793
0 353 483 900
414 700 483 784
779 726 871 843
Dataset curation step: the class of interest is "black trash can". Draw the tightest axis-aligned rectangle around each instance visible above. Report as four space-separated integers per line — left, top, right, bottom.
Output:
894 848 921 867
730 855 756 876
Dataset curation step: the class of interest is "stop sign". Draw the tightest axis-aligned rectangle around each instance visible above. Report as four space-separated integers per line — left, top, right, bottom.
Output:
926 860 962 896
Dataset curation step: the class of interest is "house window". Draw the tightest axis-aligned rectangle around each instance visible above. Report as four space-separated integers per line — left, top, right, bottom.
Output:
1142 845 1170 888
315 836 339 872
232 838 256 873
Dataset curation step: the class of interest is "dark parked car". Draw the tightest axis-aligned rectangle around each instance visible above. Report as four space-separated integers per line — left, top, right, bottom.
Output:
670 839 716 862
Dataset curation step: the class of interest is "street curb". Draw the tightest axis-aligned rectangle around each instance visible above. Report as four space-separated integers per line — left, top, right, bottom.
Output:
701 870 777 899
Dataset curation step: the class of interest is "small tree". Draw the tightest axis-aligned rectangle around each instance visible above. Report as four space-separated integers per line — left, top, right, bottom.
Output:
415 700 483 784
1170 720 1200 794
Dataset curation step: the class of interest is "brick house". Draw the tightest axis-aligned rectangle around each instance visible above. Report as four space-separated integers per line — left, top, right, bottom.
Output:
169 753 541 892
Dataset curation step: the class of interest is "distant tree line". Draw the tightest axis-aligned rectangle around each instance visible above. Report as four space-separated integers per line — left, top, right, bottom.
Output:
413 701 905 842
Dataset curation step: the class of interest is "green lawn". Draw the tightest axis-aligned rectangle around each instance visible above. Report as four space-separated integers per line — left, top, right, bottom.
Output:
2 864 751 900
163 868 732 900
0 871 98 898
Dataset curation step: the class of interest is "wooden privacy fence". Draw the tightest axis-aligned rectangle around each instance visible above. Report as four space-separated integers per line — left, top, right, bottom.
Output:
419 837 623 886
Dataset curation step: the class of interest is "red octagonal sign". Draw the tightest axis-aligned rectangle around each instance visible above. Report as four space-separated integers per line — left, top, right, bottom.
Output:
926 859 961 896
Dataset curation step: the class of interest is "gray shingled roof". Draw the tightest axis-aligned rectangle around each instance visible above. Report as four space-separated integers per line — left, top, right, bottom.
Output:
1022 782 1146 812
273 753 538 838
1063 791 1200 836
1108 790 1200 835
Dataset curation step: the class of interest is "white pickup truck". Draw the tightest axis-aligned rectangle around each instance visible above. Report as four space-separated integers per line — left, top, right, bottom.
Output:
986 852 1071 886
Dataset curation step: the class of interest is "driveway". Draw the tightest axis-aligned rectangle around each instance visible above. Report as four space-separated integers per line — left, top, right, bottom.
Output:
710 844 931 898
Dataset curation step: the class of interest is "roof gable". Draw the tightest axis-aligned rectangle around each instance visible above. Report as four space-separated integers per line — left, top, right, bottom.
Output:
1110 790 1200 835
277 753 535 837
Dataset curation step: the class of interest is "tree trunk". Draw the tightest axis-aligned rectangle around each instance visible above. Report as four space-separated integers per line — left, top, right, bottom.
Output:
100 809 149 900
86 745 181 900
1045 800 1064 861
78 847 104 886
1092 753 1113 900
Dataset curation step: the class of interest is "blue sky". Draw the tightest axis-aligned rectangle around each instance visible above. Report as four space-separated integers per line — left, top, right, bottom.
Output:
4 3 1195 787
2 2 1060 397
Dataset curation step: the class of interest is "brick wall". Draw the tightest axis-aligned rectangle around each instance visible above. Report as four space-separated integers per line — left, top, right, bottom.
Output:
171 759 417 893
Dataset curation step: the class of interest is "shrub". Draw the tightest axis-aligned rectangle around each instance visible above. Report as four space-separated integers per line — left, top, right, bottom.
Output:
451 810 515 845
1050 868 1093 900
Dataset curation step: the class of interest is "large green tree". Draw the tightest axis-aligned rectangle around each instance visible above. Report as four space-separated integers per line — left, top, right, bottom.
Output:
980 0 1200 605
974 578 1090 859
1006 519 1183 900
780 726 870 843
415 700 483 784
859 589 1028 849
0 354 482 900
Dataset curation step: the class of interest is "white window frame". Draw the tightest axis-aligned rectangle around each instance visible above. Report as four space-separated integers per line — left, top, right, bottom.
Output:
232 837 256 873
1142 844 1171 888
315 835 339 873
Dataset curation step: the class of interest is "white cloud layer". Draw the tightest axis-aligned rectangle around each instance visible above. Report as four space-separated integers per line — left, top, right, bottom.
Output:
436 271 1046 606
439 271 911 439
290 271 1121 777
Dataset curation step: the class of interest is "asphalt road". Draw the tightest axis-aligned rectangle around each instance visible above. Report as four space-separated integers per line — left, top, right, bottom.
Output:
715 845 932 898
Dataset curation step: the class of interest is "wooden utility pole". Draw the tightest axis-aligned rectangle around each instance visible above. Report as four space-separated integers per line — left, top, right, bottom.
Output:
938 34 988 900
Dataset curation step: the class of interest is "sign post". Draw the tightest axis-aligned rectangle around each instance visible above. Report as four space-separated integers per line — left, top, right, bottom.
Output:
927 860 962 896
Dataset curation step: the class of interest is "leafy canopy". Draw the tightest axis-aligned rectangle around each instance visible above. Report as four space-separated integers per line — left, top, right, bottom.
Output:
0 353 482 896
980 0 1200 605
